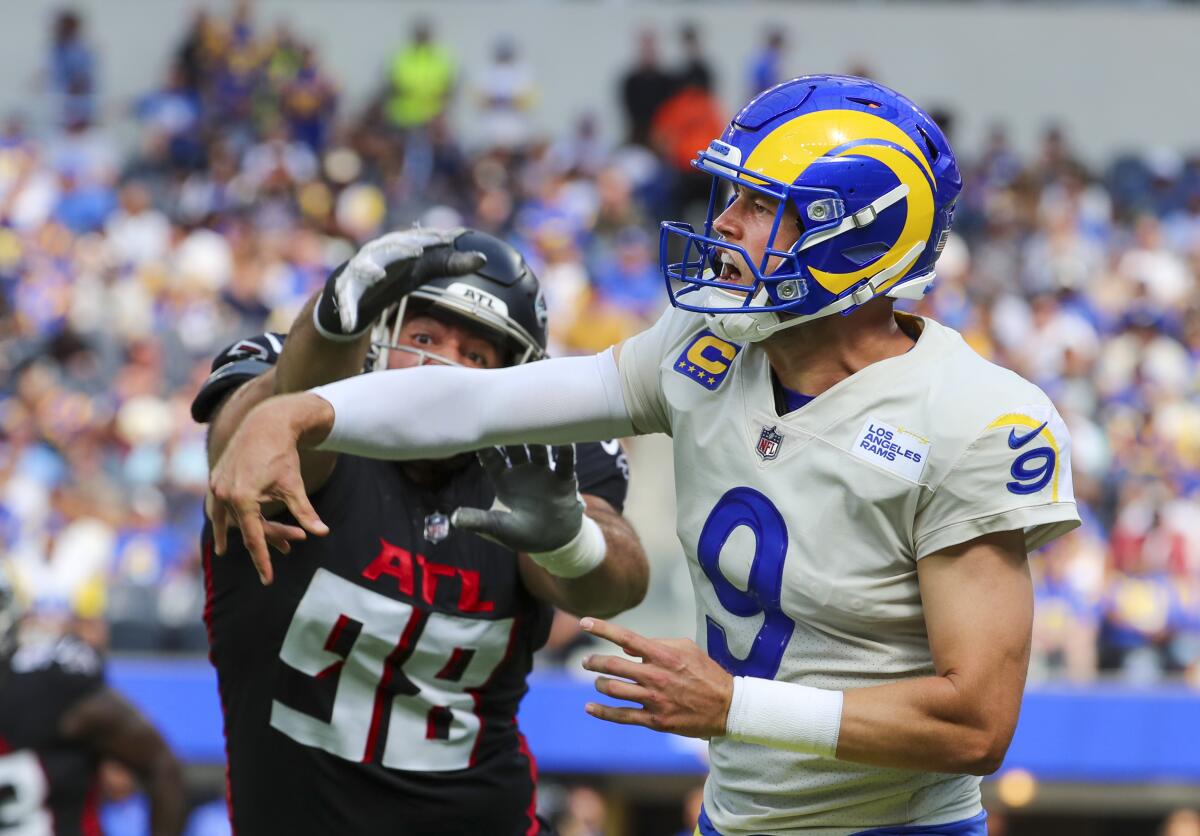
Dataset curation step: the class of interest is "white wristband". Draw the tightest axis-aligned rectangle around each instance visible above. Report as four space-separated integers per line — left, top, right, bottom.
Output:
725 676 843 758
527 514 607 578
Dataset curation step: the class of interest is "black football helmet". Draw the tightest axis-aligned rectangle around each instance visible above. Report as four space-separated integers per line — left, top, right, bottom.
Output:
371 230 548 369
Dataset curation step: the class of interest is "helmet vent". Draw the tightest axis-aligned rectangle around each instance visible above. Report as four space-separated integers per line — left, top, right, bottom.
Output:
847 96 882 109
916 125 940 162
841 242 890 266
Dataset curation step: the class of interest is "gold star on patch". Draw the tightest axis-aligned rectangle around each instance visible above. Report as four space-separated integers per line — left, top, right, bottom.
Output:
677 360 686 368
687 365 695 373
708 376 716 384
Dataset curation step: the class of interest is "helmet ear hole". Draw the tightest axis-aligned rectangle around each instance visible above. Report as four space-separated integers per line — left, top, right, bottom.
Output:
915 125 940 162
841 242 890 267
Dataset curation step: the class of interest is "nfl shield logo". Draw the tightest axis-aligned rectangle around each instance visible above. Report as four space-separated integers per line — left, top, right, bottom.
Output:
424 512 451 544
756 425 783 461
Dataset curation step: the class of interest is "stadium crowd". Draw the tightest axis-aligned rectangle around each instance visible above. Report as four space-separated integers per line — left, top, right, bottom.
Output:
1 5 1198 693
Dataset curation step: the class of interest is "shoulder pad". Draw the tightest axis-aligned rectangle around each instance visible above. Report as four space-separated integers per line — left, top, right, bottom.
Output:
191 332 287 423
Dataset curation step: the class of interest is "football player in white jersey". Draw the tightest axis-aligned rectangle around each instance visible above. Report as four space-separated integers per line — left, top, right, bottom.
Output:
209 75 1081 835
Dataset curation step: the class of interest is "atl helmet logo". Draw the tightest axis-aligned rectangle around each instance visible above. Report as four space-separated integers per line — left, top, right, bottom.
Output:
756 425 783 461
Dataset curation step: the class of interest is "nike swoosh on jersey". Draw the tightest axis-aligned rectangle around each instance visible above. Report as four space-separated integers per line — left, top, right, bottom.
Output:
1008 421 1048 449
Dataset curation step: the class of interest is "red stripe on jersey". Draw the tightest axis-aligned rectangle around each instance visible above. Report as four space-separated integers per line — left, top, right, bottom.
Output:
362 609 427 763
202 537 237 835
466 614 522 768
81 775 101 836
434 647 475 681
324 614 353 652
517 732 540 836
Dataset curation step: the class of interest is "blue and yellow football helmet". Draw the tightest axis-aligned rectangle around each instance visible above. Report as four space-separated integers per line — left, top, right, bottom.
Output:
660 74 962 342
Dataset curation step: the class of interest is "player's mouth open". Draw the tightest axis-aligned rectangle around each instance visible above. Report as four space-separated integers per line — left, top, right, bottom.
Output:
718 255 743 282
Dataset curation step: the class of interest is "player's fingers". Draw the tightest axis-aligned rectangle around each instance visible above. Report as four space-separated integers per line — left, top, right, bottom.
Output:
477 447 509 480
235 506 273 585
528 444 550 468
210 499 229 556
262 519 308 541
450 507 508 540
553 443 576 482
262 520 306 555
443 250 487 277
412 247 487 283
593 676 652 706
506 444 530 466
584 702 650 728
582 653 648 684
580 617 657 661
279 481 329 538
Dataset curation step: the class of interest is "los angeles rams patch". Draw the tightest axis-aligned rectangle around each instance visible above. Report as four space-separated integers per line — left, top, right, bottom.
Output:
673 330 741 390
851 418 930 482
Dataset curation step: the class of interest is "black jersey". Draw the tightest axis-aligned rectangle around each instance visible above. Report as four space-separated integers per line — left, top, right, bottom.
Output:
203 442 628 836
0 636 105 836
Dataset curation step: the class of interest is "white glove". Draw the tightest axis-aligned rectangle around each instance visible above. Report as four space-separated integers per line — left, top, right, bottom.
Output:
313 228 486 340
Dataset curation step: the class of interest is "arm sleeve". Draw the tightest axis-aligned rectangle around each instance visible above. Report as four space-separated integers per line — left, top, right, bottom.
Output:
616 307 694 435
312 351 635 460
913 404 1081 559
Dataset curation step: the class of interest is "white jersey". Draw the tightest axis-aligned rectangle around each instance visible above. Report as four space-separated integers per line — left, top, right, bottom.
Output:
617 308 1080 835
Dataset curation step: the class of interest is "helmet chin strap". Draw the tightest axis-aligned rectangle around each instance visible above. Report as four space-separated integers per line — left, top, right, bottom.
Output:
704 240 927 343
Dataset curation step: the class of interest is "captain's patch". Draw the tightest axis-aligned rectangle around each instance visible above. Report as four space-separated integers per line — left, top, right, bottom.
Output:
673 330 741 390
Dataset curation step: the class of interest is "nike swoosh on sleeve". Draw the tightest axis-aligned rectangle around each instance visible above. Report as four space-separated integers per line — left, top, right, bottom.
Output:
1008 421 1048 449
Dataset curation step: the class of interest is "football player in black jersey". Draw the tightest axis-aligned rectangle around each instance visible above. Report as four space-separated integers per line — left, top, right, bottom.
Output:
0 564 185 836
195 229 648 835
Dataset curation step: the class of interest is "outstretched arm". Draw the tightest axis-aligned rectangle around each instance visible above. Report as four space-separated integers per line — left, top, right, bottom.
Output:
62 687 186 836
209 349 636 582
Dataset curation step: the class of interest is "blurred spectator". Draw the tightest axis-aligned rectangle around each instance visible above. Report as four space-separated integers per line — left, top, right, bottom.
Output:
132 64 205 173
476 37 537 153
747 27 786 97
620 29 677 147
650 81 723 218
47 10 97 128
279 44 338 152
554 786 609 836
676 24 713 92
105 182 171 267
588 226 663 320
1099 542 1185 681
1030 532 1101 681
384 20 456 132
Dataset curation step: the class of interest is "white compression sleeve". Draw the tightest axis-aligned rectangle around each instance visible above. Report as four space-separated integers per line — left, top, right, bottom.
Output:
310 349 635 459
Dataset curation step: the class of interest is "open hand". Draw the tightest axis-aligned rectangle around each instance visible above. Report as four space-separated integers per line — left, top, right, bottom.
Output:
451 445 584 553
208 394 332 584
580 617 733 739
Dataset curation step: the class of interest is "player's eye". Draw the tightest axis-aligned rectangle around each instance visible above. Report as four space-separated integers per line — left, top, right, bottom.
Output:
410 333 434 346
465 351 489 367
